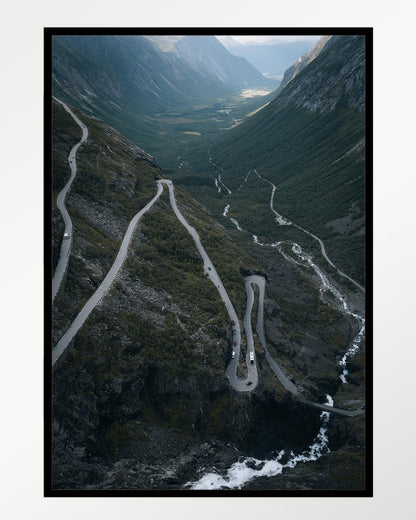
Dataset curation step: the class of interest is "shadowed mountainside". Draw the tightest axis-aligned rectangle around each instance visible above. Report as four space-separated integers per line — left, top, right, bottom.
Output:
198 35 366 284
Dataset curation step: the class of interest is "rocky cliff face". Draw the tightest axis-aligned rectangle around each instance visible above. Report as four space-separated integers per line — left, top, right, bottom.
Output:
276 36 365 113
173 35 275 88
279 36 333 90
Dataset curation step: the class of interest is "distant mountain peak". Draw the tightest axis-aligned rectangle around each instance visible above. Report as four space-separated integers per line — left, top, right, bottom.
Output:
171 35 275 89
224 39 316 76
279 35 333 89
215 35 242 50
277 35 365 113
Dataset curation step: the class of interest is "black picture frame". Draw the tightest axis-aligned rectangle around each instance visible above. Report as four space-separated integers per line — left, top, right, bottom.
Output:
44 27 373 497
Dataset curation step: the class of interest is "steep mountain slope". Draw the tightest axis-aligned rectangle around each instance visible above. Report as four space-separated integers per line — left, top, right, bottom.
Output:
226 40 315 76
51 98 256 487
145 35 274 88
278 36 332 89
52 34 277 169
215 35 242 51
173 36 275 88
205 35 366 284
53 35 228 111
51 99 365 490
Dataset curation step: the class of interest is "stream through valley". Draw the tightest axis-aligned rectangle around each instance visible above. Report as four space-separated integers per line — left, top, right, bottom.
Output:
186 178 365 489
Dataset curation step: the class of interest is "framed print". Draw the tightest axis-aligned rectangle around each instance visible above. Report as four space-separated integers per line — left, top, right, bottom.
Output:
45 27 372 496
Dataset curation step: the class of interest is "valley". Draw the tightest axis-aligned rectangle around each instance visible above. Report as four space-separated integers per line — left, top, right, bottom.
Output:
126 88 276 169
49 33 368 493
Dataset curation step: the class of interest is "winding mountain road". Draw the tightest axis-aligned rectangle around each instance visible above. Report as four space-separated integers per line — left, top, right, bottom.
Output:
159 180 258 392
52 183 164 366
223 277 259 392
52 177 257 394
245 275 364 416
52 118 364 412
253 169 365 294
292 223 365 293
52 170 363 410
52 97 88 302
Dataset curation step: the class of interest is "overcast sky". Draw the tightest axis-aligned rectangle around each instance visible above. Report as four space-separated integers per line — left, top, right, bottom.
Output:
218 35 321 45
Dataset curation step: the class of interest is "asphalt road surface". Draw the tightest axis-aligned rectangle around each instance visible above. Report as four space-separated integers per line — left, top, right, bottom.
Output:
52 182 164 366
53 178 261 391
161 180 258 392
52 178 251 384
51 155 364 410
52 97 88 302
253 169 365 294
292 223 365 293
246 275 364 416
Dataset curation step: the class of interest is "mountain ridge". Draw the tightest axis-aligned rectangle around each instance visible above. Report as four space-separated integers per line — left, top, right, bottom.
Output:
192 35 366 284
278 36 333 89
225 40 316 76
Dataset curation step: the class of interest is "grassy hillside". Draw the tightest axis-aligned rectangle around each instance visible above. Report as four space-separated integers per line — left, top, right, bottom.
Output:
184 36 367 285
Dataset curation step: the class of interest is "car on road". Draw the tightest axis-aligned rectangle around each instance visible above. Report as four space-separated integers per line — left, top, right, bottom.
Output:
64 232 70 239
231 320 235 325
250 352 254 364
232 351 236 359
246 381 252 386
233 341 237 346
226 376 231 383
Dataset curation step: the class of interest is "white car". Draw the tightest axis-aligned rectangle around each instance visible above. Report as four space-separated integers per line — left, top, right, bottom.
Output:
232 351 236 359
64 232 70 239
